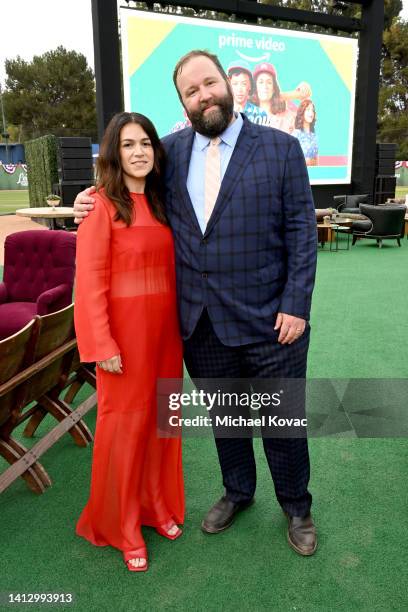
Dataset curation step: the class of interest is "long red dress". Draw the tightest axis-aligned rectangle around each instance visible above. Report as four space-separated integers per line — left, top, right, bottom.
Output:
74 190 184 555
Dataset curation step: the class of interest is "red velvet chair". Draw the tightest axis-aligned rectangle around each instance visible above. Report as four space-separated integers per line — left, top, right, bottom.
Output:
0 230 76 340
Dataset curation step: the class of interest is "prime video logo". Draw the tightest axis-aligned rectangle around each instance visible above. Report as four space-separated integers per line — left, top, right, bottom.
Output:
168 390 282 411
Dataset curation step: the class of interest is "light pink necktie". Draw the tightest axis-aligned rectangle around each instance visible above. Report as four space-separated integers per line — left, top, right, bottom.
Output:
204 137 221 224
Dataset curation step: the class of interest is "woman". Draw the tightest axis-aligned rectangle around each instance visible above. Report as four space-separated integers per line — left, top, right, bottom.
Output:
293 100 318 166
251 62 295 133
74 112 184 572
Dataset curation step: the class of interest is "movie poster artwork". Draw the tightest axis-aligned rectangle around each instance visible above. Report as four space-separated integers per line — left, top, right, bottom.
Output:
120 9 358 185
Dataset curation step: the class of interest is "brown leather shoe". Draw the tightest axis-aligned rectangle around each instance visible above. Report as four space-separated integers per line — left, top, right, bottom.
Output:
201 496 254 534
286 513 317 556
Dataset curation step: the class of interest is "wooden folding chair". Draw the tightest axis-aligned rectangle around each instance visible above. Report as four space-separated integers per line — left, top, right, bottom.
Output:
20 304 93 447
0 304 96 495
0 319 51 494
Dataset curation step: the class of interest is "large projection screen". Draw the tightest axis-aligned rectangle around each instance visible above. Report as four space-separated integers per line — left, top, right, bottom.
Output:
120 9 358 185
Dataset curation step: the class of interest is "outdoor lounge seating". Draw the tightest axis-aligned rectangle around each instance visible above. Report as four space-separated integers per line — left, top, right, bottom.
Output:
351 204 406 248
0 230 76 340
333 194 370 214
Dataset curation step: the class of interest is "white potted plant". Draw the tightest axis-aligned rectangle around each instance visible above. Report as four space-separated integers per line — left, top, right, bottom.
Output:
45 194 61 210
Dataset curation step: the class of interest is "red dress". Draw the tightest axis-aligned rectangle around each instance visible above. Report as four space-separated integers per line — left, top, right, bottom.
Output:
74 191 184 555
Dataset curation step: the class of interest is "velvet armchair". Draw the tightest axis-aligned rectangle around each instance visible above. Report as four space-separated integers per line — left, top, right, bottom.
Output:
0 230 76 340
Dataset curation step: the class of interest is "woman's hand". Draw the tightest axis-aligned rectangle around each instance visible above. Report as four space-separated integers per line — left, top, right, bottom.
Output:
281 82 312 101
294 82 312 99
96 354 123 374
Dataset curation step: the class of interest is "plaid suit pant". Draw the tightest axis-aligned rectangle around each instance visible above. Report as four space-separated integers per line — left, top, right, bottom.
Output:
184 310 312 517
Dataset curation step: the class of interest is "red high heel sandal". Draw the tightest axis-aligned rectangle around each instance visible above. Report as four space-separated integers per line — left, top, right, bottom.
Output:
156 520 182 541
123 548 148 572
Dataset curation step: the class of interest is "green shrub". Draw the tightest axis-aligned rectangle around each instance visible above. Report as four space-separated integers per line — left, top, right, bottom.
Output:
25 135 58 207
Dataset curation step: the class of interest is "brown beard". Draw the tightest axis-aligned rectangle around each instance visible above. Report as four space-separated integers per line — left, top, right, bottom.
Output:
186 90 234 137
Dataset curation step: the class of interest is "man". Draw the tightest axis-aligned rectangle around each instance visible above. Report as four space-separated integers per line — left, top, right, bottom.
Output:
74 50 318 556
227 60 258 117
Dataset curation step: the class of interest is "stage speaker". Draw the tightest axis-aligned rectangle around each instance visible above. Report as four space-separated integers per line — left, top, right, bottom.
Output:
374 175 397 204
57 137 94 182
374 143 397 204
55 137 94 216
375 143 397 176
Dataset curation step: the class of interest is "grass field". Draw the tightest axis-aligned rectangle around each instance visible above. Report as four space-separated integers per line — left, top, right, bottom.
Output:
0 190 29 214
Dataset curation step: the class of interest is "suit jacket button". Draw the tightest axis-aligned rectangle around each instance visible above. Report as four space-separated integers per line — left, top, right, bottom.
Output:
201 238 207 245
202 272 208 279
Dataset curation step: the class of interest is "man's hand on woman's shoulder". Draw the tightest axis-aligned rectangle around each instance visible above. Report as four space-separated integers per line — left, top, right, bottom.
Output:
74 186 97 224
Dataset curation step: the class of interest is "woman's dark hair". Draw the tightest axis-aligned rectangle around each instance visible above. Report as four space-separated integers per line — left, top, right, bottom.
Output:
96 112 167 226
295 100 316 132
251 72 286 114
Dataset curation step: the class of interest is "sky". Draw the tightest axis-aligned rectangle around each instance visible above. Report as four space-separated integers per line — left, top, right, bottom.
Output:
0 0 95 85
0 0 408 86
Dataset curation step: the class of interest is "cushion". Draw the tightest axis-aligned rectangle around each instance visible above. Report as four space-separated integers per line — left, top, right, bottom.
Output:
346 194 369 207
0 302 37 341
340 207 362 215
338 212 369 220
4 231 76 302
352 220 372 234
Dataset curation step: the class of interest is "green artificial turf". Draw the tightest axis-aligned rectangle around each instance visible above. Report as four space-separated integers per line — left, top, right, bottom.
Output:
1 237 408 611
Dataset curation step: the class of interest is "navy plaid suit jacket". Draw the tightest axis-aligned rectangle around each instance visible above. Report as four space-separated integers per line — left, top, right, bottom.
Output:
162 114 317 347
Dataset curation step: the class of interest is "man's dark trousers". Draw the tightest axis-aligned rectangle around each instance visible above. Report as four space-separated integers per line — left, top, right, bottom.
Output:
184 310 312 518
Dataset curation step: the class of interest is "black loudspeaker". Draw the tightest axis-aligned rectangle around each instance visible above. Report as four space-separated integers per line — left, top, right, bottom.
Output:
375 143 396 176
57 182 94 206
374 175 397 204
52 180 94 230
374 143 397 204
56 137 94 208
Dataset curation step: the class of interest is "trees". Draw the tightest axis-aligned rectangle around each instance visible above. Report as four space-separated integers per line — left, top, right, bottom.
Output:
263 1 407 157
266 0 402 26
3 46 97 142
378 18 408 159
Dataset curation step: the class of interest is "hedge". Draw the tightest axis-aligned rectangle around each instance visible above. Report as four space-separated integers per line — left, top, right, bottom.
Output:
25 135 58 207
